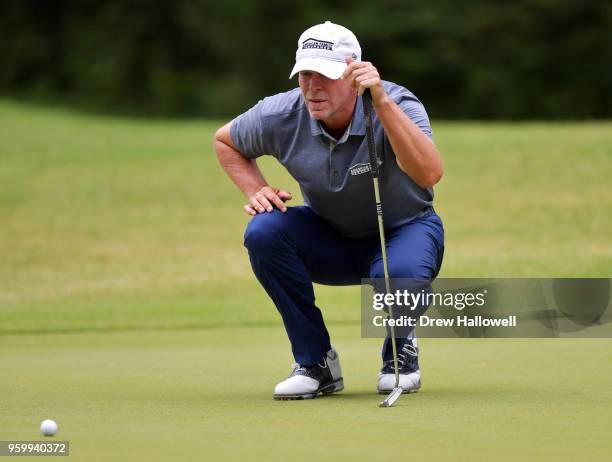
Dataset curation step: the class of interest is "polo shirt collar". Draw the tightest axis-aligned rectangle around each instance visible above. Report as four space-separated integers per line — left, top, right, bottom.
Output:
349 96 366 136
309 111 323 136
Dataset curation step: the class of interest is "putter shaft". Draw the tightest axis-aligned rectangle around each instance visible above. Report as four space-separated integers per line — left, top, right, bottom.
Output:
363 91 402 407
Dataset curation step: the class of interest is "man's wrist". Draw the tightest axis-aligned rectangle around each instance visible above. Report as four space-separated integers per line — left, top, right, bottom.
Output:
372 93 392 110
244 184 268 198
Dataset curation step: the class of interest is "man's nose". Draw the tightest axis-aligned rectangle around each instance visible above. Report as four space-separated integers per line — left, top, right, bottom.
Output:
309 73 324 90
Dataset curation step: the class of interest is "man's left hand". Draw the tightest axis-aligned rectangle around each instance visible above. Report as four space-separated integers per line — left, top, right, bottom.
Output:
341 58 389 106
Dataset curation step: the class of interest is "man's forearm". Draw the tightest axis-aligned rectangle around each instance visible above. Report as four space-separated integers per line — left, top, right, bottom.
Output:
214 131 268 197
373 97 443 188
214 122 268 197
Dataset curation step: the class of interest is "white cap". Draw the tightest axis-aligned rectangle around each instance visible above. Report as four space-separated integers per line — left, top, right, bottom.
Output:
289 21 361 80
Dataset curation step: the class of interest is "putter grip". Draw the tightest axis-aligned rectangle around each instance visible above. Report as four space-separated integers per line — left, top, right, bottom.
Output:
362 90 379 179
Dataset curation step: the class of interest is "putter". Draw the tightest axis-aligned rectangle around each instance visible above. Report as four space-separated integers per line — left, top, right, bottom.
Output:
362 90 403 407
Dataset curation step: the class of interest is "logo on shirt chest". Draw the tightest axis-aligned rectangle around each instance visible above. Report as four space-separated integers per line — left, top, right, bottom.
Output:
349 162 371 176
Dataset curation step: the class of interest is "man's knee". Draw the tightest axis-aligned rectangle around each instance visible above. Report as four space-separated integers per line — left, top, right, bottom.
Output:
243 210 289 252
370 260 434 317
370 259 433 281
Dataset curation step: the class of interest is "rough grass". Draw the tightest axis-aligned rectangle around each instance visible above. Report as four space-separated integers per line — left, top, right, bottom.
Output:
1 101 610 334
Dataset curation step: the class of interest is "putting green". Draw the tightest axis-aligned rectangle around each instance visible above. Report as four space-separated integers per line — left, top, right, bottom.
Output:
1 326 611 461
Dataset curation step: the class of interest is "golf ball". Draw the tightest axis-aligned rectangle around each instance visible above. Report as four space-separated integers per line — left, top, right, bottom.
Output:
40 419 58 437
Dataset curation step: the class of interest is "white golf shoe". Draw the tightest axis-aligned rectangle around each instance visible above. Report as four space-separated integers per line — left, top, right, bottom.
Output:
377 338 421 394
273 347 344 400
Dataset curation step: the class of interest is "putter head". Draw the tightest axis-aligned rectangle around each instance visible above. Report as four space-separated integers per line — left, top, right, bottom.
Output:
379 386 403 407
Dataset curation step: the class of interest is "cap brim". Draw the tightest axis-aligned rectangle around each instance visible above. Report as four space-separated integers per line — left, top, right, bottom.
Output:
289 58 346 80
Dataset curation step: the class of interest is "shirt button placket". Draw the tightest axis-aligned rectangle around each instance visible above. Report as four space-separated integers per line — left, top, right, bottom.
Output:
330 142 342 188
332 168 339 186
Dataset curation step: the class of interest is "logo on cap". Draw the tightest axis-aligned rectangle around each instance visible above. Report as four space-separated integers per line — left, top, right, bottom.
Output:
302 38 334 51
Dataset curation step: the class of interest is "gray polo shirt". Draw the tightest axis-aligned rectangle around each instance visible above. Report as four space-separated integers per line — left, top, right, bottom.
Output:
230 80 435 238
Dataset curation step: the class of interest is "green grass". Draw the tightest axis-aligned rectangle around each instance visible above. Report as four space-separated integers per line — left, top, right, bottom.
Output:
1 100 611 461
2 328 612 461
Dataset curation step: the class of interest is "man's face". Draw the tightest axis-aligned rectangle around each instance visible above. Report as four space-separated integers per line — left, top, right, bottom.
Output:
298 70 356 124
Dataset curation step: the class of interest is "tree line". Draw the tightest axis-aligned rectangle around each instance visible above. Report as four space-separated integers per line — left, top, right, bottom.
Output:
1 0 610 119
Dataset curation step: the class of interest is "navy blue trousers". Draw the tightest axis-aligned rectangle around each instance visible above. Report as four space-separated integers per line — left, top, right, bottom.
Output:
244 205 444 366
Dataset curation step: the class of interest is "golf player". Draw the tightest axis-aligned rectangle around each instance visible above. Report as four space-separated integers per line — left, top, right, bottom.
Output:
214 21 444 399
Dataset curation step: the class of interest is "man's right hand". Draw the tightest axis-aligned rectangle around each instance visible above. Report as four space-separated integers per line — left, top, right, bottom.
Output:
245 186 292 216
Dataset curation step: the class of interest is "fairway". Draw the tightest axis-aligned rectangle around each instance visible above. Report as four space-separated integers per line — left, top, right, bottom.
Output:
1 100 611 461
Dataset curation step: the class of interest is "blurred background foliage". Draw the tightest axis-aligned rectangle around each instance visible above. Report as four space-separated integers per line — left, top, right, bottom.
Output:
1 0 610 119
